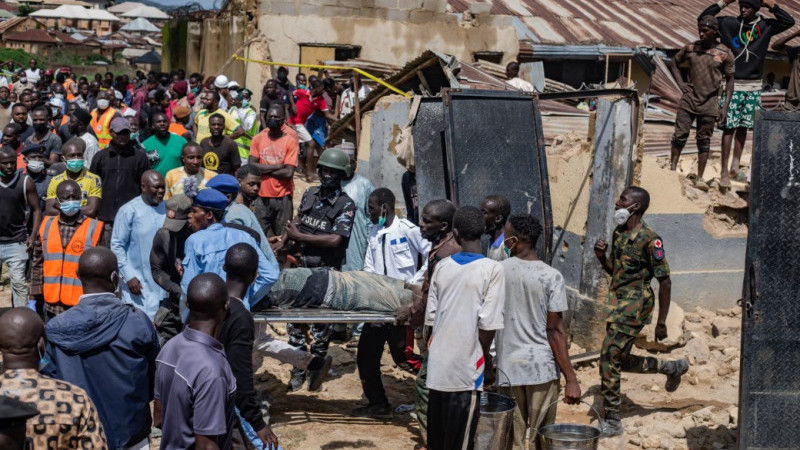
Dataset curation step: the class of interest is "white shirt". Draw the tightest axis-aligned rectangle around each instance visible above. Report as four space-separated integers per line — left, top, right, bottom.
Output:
25 68 41 83
496 258 568 386
425 254 505 392
363 217 430 284
79 132 100 167
507 77 534 92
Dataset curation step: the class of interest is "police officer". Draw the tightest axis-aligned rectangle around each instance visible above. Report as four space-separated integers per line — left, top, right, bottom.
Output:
272 147 356 391
593 186 689 436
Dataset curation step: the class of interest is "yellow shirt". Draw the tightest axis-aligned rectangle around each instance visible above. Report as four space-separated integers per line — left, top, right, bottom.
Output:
165 166 217 200
46 169 102 205
194 109 240 144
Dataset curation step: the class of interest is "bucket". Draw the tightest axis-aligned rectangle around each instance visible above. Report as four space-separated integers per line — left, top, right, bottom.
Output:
474 391 517 450
537 400 602 450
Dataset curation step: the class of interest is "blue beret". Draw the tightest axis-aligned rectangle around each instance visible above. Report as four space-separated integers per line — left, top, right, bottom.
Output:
21 142 45 155
193 188 229 210
206 174 240 194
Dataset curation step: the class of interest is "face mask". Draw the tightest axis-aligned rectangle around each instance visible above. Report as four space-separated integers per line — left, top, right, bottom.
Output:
34 123 48 133
242 100 250 107
131 132 140 141
614 206 633 226
191 86 200 94
278 73 288 82
0 98 9 105
37 345 50 371
502 237 517 257
378 208 387 228
297 84 306 90
51 107 60 116
65 158 84 173
97 99 110 109
1 167 16 177
110 271 119 292
59 199 81 216
26 160 44 173
20 77 27 84
266 118 282 130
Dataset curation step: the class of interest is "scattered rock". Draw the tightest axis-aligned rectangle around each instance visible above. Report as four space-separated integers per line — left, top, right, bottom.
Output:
711 316 740 337
684 334 711 365
650 384 660 392
636 302 686 351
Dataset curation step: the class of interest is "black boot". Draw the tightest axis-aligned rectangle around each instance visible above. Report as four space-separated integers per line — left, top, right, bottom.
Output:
660 357 689 392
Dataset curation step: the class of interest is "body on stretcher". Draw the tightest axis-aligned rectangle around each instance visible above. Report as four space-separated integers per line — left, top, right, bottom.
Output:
252 309 398 324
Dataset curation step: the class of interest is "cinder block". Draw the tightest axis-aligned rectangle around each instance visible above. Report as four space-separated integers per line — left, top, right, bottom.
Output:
433 12 457 23
359 7 383 19
267 1 297 14
374 0 397 9
396 0 423 10
409 9 434 23
298 3 319 15
321 5 358 16
468 1 490 15
385 9 409 21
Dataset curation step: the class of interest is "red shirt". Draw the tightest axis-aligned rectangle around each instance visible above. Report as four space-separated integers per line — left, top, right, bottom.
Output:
290 89 328 125
250 126 299 198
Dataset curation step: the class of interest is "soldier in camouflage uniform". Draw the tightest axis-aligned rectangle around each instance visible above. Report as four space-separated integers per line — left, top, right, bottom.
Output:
594 186 689 437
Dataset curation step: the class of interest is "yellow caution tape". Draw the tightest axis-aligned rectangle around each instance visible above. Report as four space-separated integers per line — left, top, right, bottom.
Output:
232 55 411 98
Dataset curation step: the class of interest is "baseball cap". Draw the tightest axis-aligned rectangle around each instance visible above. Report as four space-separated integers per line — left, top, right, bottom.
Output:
164 194 192 232
207 174 239 194
109 116 131 133
193 188 228 210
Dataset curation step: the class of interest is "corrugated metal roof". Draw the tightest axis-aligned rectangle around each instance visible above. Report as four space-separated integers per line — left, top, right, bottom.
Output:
450 0 800 50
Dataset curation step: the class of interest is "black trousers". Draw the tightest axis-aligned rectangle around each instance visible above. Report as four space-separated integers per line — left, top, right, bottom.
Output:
427 389 480 450
356 323 408 406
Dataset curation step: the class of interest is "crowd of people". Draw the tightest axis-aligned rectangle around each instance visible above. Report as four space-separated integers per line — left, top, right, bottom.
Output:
5 0 794 444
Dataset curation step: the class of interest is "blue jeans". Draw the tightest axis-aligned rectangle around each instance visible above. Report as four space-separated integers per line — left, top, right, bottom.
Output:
0 242 29 307
237 407 263 449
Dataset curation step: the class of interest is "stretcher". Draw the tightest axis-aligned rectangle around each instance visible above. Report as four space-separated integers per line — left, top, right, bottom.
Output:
252 309 398 324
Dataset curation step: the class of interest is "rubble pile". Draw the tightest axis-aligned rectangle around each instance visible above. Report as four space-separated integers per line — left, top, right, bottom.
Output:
570 305 743 450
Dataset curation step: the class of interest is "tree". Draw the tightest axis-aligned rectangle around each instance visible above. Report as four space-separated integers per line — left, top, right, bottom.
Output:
17 4 34 16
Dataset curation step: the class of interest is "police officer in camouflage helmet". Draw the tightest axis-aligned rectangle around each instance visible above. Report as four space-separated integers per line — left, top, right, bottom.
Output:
593 186 689 437
271 146 357 391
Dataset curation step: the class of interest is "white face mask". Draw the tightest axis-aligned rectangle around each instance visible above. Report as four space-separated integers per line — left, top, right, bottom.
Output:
26 160 45 173
614 206 634 226
97 99 110 109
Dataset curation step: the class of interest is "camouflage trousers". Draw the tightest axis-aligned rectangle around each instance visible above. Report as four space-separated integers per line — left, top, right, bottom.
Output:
288 323 333 357
600 323 659 413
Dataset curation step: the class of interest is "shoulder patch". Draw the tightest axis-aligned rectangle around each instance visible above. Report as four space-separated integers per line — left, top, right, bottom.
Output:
653 239 665 261
654 238 663 249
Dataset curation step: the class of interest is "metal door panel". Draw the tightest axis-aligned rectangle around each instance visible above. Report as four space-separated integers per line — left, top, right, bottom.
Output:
441 89 553 262
739 109 800 449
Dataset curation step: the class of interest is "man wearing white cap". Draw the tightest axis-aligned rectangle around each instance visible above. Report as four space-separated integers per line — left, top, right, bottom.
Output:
214 75 229 110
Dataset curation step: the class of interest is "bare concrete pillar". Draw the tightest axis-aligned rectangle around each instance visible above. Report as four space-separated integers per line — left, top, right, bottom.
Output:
579 97 635 298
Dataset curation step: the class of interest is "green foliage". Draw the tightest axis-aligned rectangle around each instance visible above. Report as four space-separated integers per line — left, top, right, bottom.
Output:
17 4 34 16
0 48 34 68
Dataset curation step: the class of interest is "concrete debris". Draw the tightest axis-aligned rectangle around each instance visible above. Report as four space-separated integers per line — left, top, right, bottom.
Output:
635 302 686 351
587 305 741 449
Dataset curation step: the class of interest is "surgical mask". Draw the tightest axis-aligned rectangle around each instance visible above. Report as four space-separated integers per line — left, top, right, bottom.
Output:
131 132 140 141
266 118 282 130
59 199 81 216
378 208 387 228
26 160 44 173
614 206 633 226
97 99 110 109
51 107 60 117
0 98 9 105
502 237 517 257
1 167 16 177
297 84 306 90
242 100 250 107
65 158 84 173
37 345 50 371
20 77 27 84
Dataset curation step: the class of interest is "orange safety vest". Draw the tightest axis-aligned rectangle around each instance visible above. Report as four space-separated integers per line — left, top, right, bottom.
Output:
90 107 117 149
39 216 104 306
64 78 75 102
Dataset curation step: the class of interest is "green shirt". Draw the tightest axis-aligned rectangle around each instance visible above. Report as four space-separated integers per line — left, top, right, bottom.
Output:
143 133 187 177
604 220 670 333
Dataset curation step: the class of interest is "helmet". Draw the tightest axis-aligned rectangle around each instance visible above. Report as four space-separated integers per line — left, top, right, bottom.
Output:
214 75 229 89
317 147 352 177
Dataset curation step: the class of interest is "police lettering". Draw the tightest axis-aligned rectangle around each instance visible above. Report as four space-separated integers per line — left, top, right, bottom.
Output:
301 214 329 231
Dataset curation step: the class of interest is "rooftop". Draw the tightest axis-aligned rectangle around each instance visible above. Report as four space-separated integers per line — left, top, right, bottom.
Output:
120 5 168 19
120 16 159 32
30 4 120 21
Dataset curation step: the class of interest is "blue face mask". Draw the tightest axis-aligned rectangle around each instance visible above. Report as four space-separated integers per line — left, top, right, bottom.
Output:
59 199 81 216
38 346 50 371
